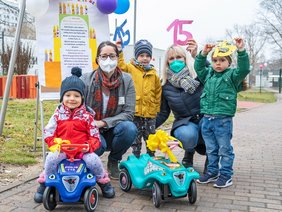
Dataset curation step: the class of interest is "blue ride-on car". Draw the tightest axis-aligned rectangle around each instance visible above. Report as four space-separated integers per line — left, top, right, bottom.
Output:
42 144 99 212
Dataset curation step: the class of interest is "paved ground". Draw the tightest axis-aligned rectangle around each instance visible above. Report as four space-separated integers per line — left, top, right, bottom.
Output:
237 100 263 110
0 95 282 211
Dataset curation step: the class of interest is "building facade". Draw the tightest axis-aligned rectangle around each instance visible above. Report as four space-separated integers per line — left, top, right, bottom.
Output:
0 0 34 35
0 0 20 32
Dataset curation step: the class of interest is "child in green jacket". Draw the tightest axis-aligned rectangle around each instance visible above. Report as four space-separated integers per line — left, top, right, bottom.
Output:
194 38 250 188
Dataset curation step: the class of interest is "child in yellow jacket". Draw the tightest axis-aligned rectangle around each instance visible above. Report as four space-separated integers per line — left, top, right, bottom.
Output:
116 39 162 157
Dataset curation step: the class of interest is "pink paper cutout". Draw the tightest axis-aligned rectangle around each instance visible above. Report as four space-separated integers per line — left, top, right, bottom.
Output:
167 19 193 46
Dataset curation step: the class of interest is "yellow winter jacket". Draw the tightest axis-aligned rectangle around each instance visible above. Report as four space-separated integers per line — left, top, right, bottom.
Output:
118 52 162 118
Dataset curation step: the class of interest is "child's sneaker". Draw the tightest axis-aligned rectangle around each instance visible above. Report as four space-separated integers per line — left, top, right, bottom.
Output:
197 173 219 184
213 176 233 188
33 183 46 203
97 182 115 198
97 172 115 198
34 171 46 203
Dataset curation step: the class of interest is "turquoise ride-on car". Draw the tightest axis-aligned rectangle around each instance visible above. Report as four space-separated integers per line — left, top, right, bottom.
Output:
42 143 99 212
118 130 200 208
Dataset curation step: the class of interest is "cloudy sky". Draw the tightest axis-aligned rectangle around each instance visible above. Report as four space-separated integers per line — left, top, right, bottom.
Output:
11 0 261 52
109 0 261 50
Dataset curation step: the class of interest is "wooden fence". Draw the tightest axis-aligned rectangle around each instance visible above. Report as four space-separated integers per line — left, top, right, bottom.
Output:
0 75 38 99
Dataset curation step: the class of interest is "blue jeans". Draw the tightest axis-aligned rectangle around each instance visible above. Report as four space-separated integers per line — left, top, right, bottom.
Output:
201 116 234 179
172 121 199 152
95 121 138 161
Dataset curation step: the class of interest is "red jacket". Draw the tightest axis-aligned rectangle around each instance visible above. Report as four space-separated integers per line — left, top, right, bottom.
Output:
44 104 101 153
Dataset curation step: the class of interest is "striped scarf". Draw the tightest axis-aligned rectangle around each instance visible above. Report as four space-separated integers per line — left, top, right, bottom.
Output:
92 68 122 120
167 66 200 94
130 58 154 71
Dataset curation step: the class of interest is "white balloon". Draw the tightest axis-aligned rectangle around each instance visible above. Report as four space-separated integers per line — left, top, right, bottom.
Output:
26 0 49 18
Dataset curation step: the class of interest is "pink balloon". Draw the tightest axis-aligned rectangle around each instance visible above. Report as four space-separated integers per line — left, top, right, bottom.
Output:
96 0 117 14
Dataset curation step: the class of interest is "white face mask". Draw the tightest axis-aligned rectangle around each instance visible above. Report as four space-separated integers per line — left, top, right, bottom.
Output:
99 57 117 73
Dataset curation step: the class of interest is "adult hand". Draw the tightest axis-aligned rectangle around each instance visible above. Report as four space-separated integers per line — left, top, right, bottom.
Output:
96 120 107 128
186 39 198 58
116 39 122 52
234 37 245 52
202 44 215 56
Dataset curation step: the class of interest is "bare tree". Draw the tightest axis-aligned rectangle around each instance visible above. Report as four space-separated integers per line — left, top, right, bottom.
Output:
226 24 267 86
5 22 36 40
21 22 36 40
258 0 282 50
2 42 33 75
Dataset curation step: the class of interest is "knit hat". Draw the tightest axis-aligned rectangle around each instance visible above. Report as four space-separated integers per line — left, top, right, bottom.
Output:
134 39 153 58
60 67 85 102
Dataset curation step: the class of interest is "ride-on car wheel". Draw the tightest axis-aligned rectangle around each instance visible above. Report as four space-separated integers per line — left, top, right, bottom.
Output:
84 186 99 212
188 180 197 204
119 169 132 192
152 182 162 208
43 186 57 210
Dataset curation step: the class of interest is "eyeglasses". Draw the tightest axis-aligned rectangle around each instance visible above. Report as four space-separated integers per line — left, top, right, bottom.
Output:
99 54 117 61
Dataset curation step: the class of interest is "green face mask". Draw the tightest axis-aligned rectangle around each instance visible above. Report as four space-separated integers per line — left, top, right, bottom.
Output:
169 60 185 73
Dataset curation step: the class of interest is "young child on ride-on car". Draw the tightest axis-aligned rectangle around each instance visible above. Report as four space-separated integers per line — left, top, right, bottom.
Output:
34 67 115 203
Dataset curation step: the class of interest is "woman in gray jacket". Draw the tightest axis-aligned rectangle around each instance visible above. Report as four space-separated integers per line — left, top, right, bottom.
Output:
81 41 137 180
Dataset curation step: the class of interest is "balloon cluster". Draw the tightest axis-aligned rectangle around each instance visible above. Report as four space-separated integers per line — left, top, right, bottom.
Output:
26 0 130 18
96 0 130 14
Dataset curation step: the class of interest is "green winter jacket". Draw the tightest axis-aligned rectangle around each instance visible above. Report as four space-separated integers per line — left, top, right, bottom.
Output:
194 50 250 117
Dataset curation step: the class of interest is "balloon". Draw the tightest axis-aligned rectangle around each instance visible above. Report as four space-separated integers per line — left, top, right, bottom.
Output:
26 0 49 18
96 0 117 14
114 0 130 14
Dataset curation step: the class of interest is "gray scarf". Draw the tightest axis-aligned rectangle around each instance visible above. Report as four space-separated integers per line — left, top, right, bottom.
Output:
131 59 154 71
167 66 200 94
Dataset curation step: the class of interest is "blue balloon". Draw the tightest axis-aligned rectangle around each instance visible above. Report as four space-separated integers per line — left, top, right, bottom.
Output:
114 0 130 14
96 0 117 14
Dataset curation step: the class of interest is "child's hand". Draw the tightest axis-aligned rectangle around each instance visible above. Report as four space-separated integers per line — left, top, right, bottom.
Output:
202 44 215 56
186 39 198 58
116 39 122 52
234 37 245 51
81 145 89 153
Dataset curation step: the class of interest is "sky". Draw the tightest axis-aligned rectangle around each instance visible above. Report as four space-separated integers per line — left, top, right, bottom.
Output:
8 0 262 54
109 0 261 50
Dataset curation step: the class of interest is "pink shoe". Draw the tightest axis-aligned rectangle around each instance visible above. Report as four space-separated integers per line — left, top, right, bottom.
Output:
37 171 45 183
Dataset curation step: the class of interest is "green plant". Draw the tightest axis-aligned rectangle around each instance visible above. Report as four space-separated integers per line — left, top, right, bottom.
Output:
0 99 59 165
238 89 276 103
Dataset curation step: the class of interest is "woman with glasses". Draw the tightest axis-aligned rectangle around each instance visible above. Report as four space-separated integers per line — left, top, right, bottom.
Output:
156 40 208 173
81 41 138 180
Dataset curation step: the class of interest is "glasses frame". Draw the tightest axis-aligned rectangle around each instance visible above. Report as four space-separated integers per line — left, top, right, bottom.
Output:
99 54 117 61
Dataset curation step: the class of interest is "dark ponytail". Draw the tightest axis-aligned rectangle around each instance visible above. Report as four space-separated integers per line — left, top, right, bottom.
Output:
241 79 248 91
237 78 248 92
